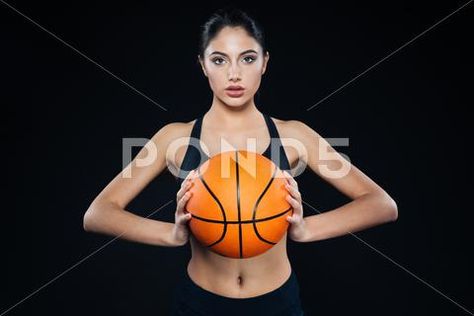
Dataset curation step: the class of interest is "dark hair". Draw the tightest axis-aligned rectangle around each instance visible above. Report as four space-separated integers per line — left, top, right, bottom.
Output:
198 7 267 58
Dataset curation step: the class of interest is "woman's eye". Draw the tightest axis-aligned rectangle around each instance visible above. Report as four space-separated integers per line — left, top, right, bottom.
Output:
243 56 256 63
211 56 256 65
212 58 225 65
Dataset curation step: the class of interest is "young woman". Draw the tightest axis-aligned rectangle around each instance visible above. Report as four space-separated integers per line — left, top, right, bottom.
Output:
83 8 398 316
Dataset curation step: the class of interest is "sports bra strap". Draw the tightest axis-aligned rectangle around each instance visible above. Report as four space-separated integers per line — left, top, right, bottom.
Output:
190 116 204 139
262 113 281 139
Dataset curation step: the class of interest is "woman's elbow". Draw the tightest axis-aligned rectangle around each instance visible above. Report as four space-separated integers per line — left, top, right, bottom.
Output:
83 201 102 232
384 196 398 222
83 207 94 232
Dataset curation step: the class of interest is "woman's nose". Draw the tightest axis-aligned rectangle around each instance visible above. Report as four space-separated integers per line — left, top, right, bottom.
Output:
227 64 241 81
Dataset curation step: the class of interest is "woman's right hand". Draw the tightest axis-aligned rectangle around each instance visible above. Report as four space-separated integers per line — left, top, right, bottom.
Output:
169 169 197 246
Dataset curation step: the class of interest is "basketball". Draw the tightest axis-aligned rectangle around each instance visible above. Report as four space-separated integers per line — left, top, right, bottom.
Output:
185 150 293 259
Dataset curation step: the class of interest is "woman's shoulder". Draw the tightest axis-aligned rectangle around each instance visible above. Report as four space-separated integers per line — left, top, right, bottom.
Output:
150 118 198 145
268 115 313 137
267 114 299 125
161 117 200 132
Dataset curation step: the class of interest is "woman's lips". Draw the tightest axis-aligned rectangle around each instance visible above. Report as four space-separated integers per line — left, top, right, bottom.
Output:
225 89 245 97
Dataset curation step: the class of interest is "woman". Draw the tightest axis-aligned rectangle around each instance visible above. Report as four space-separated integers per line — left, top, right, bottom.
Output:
83 8 398 316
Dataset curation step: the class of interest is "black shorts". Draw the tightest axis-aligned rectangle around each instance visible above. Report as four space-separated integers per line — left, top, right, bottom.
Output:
170 268 305 316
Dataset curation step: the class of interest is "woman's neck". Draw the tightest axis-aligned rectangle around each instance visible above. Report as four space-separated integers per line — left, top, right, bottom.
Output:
205 95 262 130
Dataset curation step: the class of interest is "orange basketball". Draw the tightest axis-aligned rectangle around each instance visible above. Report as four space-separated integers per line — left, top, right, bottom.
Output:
185 150 293 259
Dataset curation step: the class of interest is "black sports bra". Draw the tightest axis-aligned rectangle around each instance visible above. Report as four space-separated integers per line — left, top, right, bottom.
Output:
174 113 291 186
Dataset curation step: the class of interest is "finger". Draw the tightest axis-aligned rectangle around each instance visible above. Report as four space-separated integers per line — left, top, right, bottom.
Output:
286 195 302 214
178 170 197 197
180 172 191 188
286 215 299 224
283 171 296 187
180 169 197 190
178 212 192 225
177 191 192 212
180 169 196 188
284 182 295 193
285 183 301 200
188 169 199 180
283 170 298 186
181 191 192 207
286 194 297 206
177 180 193 200
288 176 298 189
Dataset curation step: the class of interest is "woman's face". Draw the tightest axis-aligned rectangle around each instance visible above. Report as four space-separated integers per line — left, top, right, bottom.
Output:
199 26 269 107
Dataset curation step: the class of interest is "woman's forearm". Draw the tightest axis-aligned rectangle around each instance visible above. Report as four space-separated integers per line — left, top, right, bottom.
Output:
83 199 176 247
302 192 398 242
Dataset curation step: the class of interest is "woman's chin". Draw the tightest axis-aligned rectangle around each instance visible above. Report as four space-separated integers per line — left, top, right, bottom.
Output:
221 95 251 107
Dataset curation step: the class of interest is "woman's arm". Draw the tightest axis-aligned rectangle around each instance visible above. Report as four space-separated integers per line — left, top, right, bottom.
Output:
83 122 183 247
287 120 398 243
84 198 176 246
302 189 397 242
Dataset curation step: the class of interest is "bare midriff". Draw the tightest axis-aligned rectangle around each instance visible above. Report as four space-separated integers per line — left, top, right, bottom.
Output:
175 117 298 299
186 233 292 299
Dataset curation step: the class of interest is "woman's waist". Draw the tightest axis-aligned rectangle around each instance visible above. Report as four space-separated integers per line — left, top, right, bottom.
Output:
186 256 292 299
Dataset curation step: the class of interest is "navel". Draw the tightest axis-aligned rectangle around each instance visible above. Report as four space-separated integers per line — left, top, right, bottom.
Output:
237 275 243 286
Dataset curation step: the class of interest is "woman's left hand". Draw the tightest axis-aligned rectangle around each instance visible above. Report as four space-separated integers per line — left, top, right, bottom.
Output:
283 170 309 242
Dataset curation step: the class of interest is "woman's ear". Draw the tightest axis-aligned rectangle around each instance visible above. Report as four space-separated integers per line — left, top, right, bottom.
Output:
262 51 270 75
198 55 208 77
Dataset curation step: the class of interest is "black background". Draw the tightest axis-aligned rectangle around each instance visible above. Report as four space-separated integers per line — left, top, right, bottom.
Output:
2 1 473 315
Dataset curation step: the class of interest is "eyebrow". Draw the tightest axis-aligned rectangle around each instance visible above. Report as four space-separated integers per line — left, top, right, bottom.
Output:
209 49 258 57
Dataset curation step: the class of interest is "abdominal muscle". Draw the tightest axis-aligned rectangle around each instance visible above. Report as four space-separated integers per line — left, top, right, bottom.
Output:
186 232 292 299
